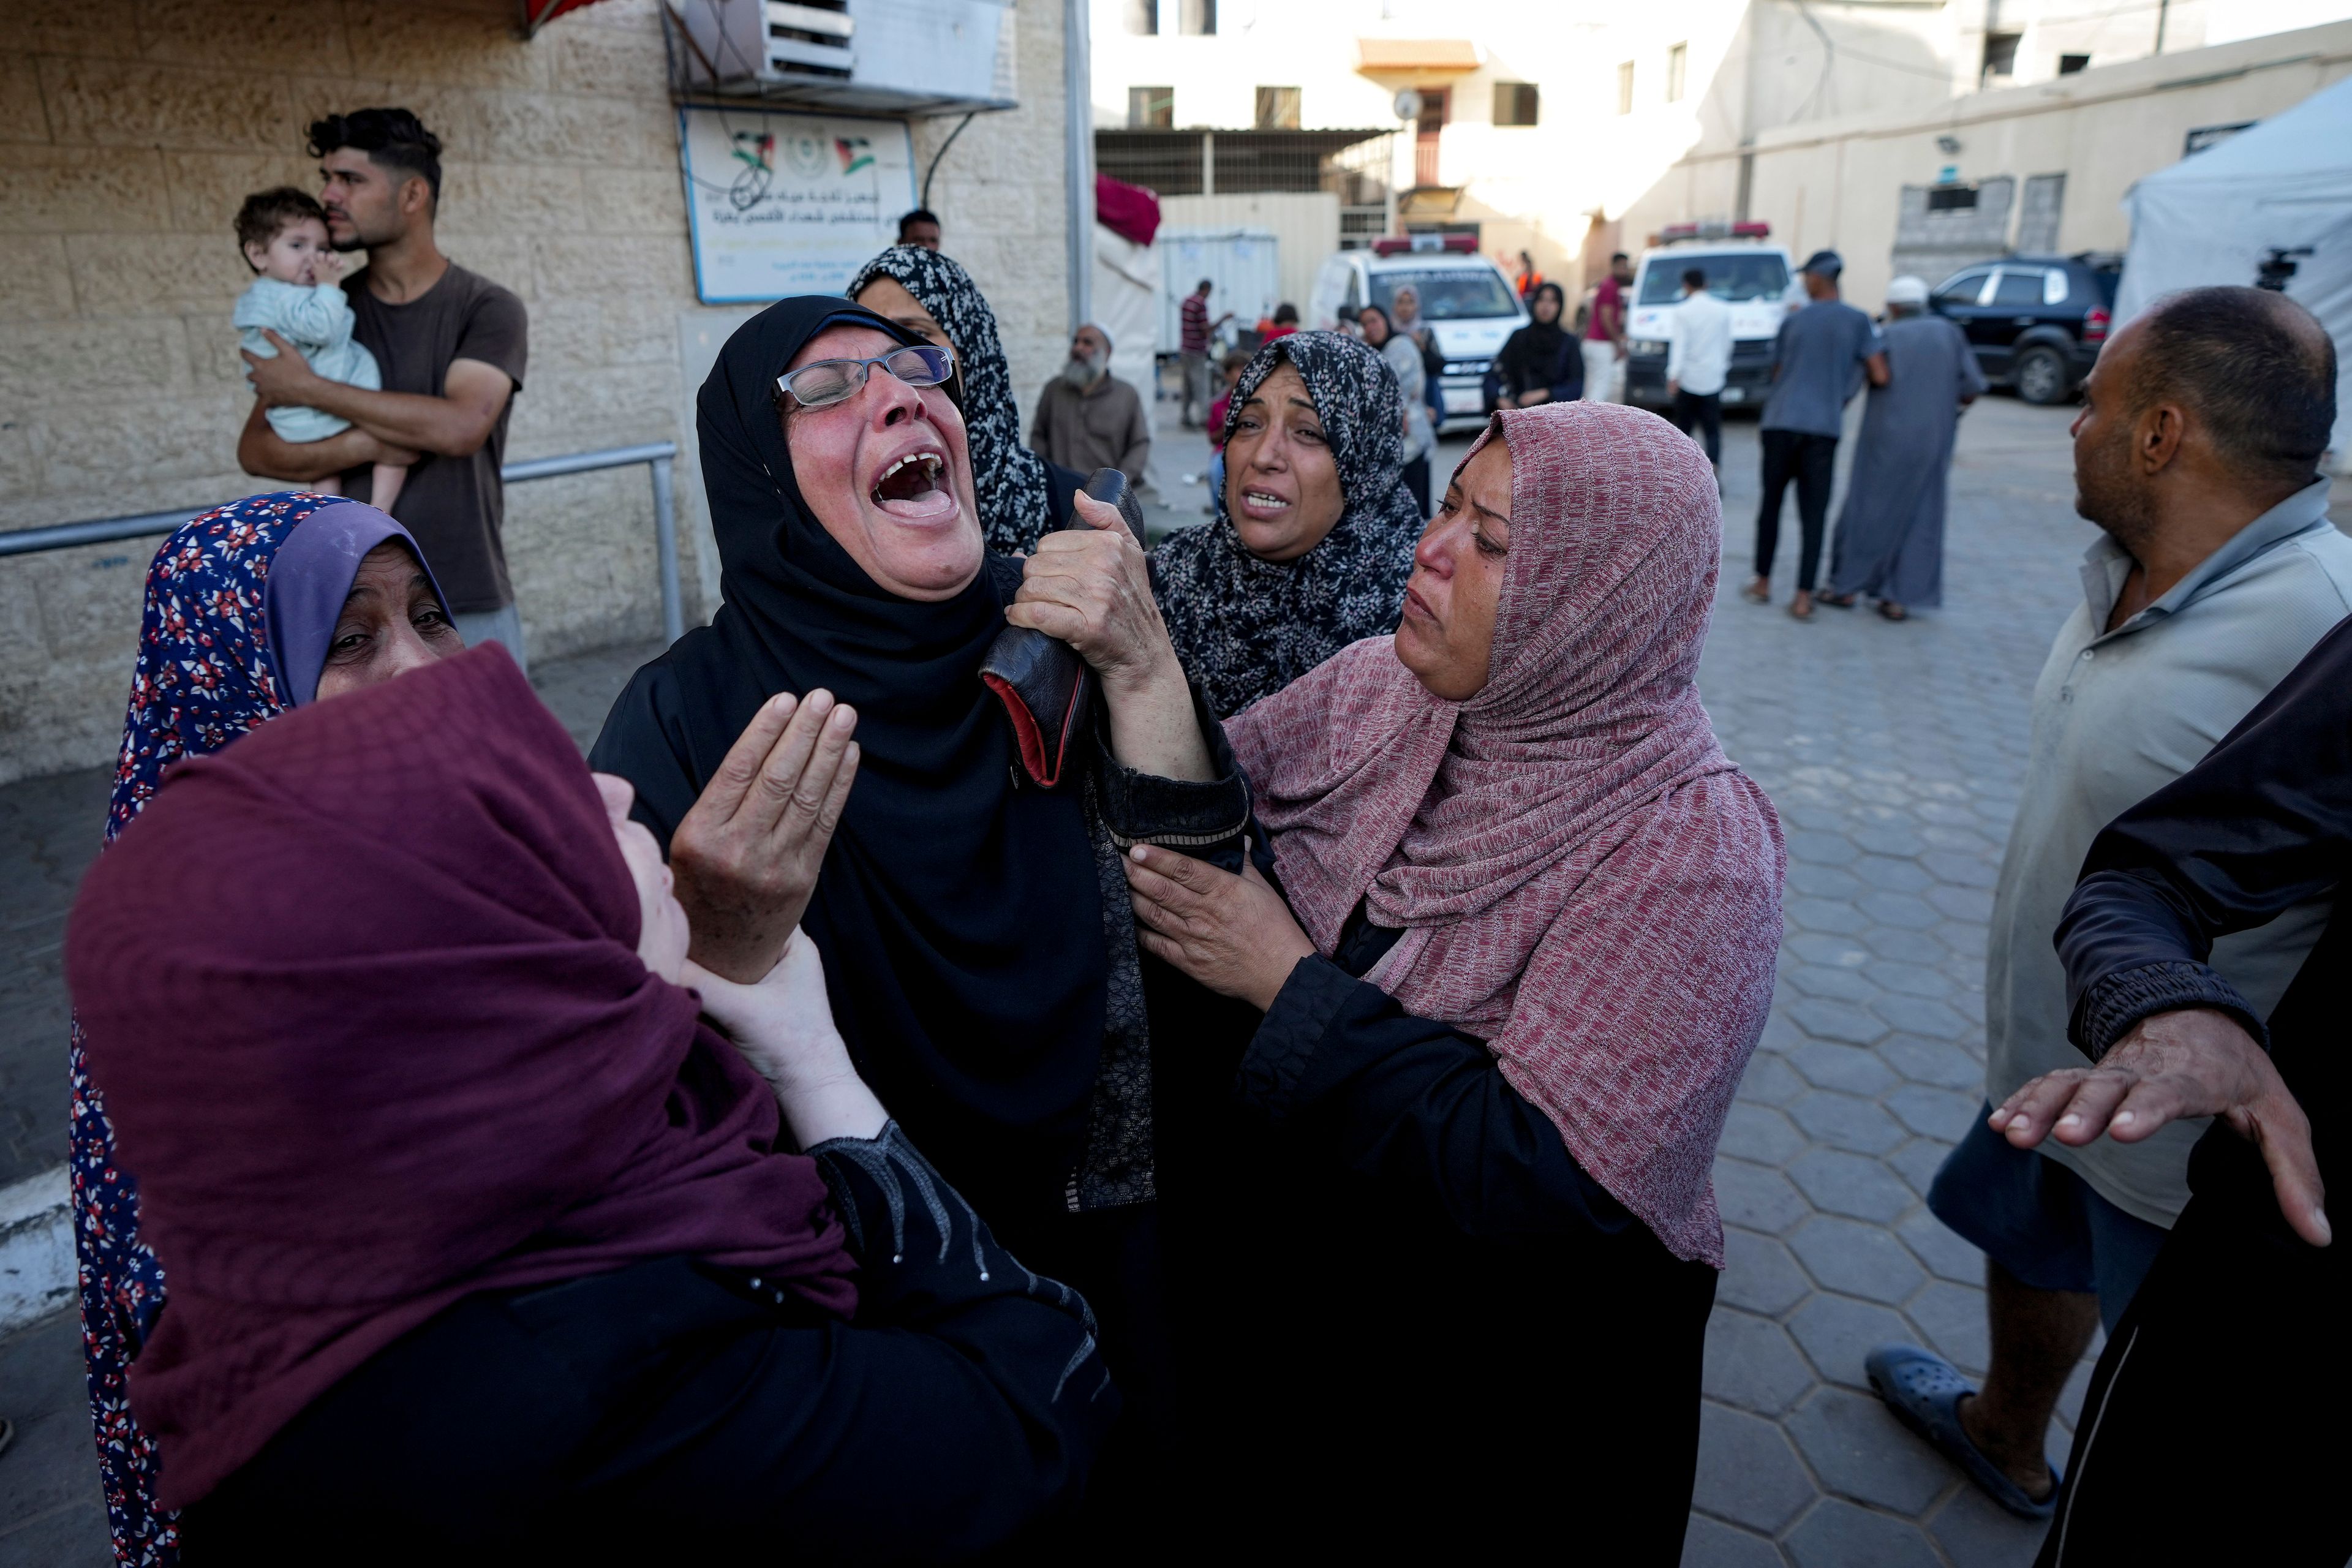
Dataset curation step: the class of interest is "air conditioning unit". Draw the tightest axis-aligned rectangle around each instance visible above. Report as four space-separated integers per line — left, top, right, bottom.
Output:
669 0 1017 115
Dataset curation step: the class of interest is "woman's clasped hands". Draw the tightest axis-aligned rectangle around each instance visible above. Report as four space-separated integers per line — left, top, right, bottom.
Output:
1123 840 1316 1012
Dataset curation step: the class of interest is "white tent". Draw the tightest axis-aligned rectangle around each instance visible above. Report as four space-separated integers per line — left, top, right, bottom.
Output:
2117 73 2352 472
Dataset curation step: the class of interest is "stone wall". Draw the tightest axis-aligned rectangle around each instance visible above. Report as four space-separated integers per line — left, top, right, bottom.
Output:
0 0 1074 785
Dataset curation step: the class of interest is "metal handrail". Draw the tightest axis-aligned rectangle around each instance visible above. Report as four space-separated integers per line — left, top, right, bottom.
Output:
0 441 687 644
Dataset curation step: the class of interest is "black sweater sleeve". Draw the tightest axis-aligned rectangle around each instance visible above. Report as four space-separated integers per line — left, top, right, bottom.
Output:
1235 955 1639 1241
2057 616 2352 1060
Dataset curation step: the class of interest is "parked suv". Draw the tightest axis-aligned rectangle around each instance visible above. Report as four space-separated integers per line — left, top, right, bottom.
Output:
1928 254 2119 404
1308 236 1528 429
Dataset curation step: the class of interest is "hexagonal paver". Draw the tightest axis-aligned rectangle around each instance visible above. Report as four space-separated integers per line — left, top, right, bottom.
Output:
1928 884 1997 923
1896 1209 1983 1284
1720 1227 1814 1316
1788 1292 1915 1389
1788 1041 1899 1096
1879 1033 1983 1090
1785 829 1861 866
1936 919 1991 960
1679 1513 1785 1568
1906 1278 1992 1377
1920 850 1999 889
1787 1148 1917 1224
1886 1136 1959 1197
1782 1498 1946 1568
1787 862 1865 901
1734 1053 1806 1108
1926 1478 2056 1567
1858 890 1941 930
1787 998 1888 1046
1872 993 1972 1039
1719 1102 1807 1166
1849 821 1928 858
1861 924 1948 964
1863 959 1955 1000
1784 1385 1955 1513
1885 1083 1982 1142
1703 1309 1816 1416
1786 897 1873 936
1787 1091 1907 1156
1691 1403 1817 1534
1714 1157 1811 1235
1851 854 1935 894
1789 1215 1928 1304
1785 932 1871 968
1785 962 1877 1003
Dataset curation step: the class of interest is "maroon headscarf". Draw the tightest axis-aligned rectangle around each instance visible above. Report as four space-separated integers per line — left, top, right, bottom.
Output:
67 644 856 1509
1228 402 1786 1265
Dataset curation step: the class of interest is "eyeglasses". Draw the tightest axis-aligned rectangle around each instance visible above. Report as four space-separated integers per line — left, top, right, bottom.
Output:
776 345 954 409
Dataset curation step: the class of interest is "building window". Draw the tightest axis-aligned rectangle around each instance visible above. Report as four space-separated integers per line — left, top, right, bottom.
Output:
1616 60 1634 115
1492 82 1539 126
1926 184 1980 212
1178 0 1215 36
2057 52 2090 75
1982 31 2021 82
1128 86 1174 129
1122 0 1156 34
1254 86 1301 130
1665 43 1687 103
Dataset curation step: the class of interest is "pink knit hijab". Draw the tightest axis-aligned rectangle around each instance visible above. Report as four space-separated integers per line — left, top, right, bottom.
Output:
1227 402 1785 1264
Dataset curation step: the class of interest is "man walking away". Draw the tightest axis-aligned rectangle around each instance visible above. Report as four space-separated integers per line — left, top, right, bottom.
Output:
1665 266 1730 477
1031 323 1151 485
238 108 529 667
2007 611 2350 1567
1746 250 1887 620
1864 287 2351 1523
1821 275 1986 620
1179 278 1232 430
1581 252 1634 404
897 208 941 250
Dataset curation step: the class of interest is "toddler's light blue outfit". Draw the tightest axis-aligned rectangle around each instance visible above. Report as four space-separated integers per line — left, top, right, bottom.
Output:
233 279 382 443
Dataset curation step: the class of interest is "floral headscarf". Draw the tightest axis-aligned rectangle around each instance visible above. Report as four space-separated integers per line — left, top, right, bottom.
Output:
1150 331 1423 717
847 246 1060 555
74 491 338 1564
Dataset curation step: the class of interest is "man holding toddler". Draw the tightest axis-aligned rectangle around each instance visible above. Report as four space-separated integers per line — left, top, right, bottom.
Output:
237 108 531 666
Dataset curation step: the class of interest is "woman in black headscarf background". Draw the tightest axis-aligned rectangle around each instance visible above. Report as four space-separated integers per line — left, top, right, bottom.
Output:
1494 280 1583 409
848 245 1083 556
588 299 1252 1499
1149 331 1422 718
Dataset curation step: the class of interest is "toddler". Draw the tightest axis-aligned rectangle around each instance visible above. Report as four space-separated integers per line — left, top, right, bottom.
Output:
231 187 405 511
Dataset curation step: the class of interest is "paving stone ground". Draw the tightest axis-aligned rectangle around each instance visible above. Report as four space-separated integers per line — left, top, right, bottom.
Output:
6 393 2339 1565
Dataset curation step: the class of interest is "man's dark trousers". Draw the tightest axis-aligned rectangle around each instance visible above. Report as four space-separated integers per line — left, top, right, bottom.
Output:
1671 390 1722 468
1755 429 1837 590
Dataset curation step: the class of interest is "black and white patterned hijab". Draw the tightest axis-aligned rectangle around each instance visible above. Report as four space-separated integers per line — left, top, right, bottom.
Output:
1150 331 1424 718
847 246 1058 555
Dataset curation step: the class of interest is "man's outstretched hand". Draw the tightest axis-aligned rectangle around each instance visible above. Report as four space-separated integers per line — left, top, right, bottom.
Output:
1990 1007 2329 1247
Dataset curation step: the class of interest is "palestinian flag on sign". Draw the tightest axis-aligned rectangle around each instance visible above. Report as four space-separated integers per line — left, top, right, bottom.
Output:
835 137 873 175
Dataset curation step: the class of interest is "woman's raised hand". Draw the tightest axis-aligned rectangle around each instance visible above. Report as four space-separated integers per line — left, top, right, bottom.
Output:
1123 842 1316 1012
684 929 887 1147
669 689 859 984
1006 491 1172 694
1010 494 1215 782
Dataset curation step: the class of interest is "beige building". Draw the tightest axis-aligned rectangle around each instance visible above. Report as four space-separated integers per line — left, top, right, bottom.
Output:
0 0 1081 784
1619 16 2352 314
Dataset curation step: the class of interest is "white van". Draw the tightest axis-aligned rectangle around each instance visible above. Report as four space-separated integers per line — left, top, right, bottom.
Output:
1621 225 1802 412
1308 236 1528 429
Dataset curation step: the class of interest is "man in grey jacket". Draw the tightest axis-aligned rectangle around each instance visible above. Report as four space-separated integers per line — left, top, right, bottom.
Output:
1866 287 2350 1517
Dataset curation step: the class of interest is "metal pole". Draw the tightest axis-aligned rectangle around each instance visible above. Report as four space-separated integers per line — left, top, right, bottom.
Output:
1064 0 1095 333
649 452 684 644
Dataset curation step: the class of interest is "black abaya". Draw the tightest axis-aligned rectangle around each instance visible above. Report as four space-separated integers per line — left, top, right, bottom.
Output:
589 297 1251 1475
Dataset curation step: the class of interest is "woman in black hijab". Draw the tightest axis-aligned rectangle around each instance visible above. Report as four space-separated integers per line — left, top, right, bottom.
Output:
1148 331 1422 718
1495 280 1583 408
588 297 1251 1480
